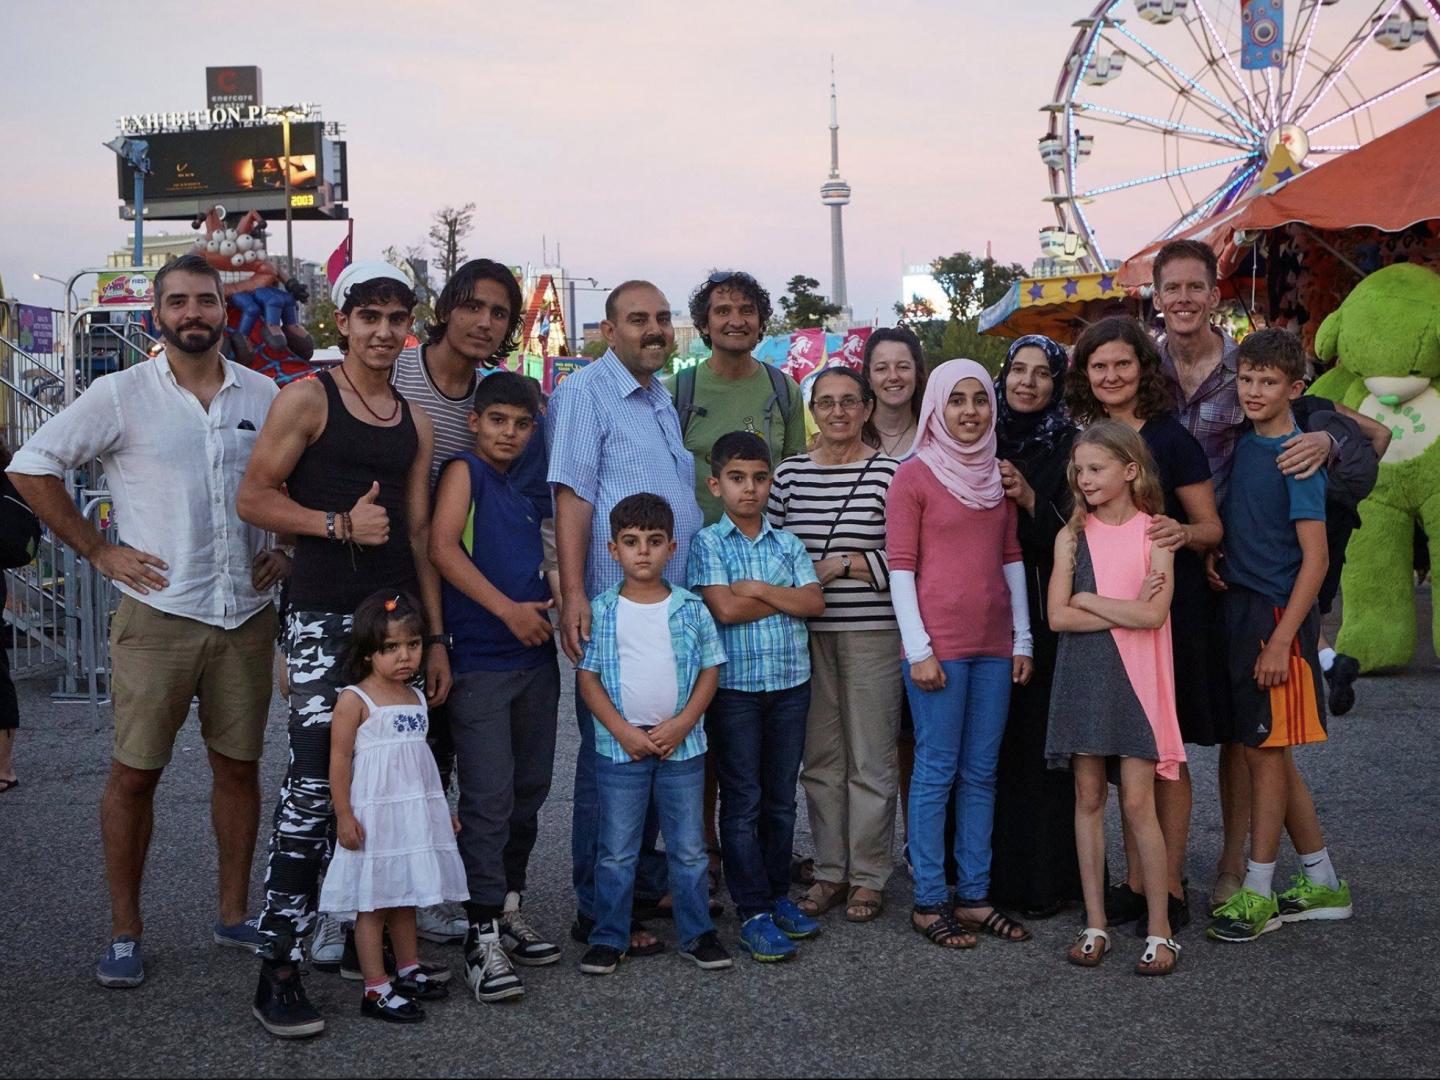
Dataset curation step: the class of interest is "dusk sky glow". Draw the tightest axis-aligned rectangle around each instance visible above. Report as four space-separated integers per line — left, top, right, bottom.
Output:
4 1 1434 326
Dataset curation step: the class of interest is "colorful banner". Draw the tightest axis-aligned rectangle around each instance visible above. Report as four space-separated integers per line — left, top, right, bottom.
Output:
1241 0 1284 70
544 355 589 395
16 304 55 355
96 271 154 306
827 326 871 372
779 328 827 383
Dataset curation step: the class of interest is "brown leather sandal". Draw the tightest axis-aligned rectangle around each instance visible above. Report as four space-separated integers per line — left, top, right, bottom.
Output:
796 880 848 917
845 886 883 923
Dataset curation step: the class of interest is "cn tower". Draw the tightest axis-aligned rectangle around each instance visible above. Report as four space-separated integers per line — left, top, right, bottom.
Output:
819 58 851 315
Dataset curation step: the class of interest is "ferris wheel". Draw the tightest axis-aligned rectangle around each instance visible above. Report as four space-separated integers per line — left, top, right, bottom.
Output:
1041 0 1440 272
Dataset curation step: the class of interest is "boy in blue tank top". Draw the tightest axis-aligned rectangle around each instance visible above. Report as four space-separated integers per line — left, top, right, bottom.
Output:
429 372 562 1004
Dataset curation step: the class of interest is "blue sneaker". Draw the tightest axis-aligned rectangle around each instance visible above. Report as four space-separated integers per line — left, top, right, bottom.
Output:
739 913 797 962
215 917 265 953
772 896 822 940
97 935 144 988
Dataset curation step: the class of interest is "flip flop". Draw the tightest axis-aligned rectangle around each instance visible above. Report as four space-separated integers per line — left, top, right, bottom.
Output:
0 778 17 794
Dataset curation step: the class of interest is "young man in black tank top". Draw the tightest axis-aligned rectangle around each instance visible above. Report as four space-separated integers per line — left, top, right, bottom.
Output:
237 261 450 1038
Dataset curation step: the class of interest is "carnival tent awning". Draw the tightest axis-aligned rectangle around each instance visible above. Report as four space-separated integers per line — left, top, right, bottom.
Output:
978 271 1129 340
1117 105 1440 289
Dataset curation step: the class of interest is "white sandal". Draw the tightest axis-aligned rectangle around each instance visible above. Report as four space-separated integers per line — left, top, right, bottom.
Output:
1067 927 1110 968
1136 935 1181 977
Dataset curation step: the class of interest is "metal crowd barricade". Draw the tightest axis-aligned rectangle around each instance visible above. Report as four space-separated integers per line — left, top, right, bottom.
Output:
0 272 161 712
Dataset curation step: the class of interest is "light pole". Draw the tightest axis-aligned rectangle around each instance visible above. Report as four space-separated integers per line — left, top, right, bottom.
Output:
33 272 78 311
269 106 306 274
103 136 151 266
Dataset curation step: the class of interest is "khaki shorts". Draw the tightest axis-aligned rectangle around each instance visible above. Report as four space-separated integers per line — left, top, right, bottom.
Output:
110 597 278 770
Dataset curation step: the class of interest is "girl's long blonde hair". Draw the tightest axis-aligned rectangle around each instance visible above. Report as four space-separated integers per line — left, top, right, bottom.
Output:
1066 420 1165 535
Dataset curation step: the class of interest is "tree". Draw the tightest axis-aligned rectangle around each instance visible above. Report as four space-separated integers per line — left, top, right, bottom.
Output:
893 294 938 324
383 242 436 333
930 252 1027 322
428 203 476 282
778 274 842 331
580 338 608 359
303 296 338 349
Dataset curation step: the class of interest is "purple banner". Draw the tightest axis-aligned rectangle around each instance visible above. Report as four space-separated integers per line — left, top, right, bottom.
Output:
16 304 55 355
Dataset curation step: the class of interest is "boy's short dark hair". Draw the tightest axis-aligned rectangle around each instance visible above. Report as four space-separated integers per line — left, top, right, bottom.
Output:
1153 238 1219 288
472 370 540 416
709 430 770 477
609 493 673 540
1237 328 1308 383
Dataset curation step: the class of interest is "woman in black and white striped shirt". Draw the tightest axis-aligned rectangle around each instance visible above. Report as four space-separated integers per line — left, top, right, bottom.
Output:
769 367 902 924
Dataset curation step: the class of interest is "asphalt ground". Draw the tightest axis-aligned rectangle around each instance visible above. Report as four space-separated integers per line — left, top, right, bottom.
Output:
2 590 1436 1078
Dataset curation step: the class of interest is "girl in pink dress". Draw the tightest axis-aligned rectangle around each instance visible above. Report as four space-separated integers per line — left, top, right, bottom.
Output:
1044 421 1185 976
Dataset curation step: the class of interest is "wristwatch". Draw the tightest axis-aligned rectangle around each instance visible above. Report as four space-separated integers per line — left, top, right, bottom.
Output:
422 633 453 649
840 554 852 579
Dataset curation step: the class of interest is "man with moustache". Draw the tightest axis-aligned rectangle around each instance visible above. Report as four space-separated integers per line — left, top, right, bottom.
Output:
237 260 448 1037
9 253 289 988
548 280 704 955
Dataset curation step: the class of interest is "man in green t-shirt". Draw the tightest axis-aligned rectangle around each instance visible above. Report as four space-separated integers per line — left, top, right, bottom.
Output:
668 270 807 525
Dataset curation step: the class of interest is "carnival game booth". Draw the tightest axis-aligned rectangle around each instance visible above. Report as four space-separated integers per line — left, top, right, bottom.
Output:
1116 104 1440 355
978 270 1133 341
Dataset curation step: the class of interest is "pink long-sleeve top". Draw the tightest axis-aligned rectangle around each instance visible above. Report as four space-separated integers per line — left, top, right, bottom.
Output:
885 457 1023 662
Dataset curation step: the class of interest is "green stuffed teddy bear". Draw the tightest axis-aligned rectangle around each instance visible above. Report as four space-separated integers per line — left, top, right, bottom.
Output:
1311 262 1440 672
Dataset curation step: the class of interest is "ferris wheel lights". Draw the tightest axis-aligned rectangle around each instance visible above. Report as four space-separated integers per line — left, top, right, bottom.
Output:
1376 15 1428 51
1135 0 1188 25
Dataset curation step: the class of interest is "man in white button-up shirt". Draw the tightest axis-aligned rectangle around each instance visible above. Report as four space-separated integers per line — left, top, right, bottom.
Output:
9 254 289 989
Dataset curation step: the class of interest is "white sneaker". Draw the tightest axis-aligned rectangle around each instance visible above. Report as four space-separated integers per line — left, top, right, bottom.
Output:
417 902 468 944
309 914 348 971
500 891 561 966
464 921 525 1003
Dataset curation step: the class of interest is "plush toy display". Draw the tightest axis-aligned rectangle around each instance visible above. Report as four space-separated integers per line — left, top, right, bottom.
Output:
1310 262 1440 671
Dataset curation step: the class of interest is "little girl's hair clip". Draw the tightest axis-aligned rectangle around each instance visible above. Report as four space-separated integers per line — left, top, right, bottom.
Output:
384 596 399 612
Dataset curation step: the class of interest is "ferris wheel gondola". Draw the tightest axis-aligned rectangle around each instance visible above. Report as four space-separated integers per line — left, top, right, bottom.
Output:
1041 0 1440 273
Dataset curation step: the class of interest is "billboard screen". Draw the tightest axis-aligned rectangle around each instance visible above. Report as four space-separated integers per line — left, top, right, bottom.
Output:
117 123 328 200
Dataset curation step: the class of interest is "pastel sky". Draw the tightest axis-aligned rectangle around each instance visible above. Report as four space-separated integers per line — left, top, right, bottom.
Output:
4 1 1434 327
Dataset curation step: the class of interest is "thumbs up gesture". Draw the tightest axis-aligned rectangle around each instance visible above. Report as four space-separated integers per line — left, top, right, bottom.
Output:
347 482 390 546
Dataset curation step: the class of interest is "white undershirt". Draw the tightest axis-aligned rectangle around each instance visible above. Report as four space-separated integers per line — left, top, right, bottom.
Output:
616 596 678 728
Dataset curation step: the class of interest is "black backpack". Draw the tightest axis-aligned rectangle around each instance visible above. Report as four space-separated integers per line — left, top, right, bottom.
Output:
673 362 794 448
0 473 41 570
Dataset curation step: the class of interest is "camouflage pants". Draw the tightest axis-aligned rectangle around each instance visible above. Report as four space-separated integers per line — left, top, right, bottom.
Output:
256 610 352 962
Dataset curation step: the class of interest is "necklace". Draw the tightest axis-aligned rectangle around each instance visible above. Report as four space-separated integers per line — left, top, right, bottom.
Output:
338 364 400 423
874 418 915 456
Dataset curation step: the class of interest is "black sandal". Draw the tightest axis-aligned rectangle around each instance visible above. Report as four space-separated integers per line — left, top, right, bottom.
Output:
954 904 1032 943
911 904 976 950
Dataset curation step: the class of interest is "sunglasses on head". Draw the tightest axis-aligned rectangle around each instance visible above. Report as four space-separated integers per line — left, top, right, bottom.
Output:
708 270 752 286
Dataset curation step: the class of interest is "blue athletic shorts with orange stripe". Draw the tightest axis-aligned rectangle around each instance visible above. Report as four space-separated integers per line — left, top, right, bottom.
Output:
1223 586 1328 749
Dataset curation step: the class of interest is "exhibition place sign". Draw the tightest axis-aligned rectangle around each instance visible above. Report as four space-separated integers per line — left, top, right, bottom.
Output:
116 104 339 136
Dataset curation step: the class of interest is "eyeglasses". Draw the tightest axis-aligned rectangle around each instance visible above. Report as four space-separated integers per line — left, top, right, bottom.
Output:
813 396 866 413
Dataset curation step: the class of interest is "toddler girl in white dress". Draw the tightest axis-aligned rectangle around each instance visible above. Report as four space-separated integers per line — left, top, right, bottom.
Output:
319 591 467 1023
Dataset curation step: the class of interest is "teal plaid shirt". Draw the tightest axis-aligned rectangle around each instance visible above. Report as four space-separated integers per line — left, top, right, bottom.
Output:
686 515 818 692
579 582 727 764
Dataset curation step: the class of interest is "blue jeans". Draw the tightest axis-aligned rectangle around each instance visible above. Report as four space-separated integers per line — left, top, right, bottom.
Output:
904 657 1012 907
707 683 811 919
571 676 666 919
592 753 711 951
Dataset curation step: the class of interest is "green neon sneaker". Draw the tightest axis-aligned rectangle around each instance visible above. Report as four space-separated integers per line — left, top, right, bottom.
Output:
1206 887 1281 943
1277 873 1353 923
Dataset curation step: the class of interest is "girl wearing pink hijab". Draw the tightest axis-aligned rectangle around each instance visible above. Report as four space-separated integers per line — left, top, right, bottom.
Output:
886 358 1036 949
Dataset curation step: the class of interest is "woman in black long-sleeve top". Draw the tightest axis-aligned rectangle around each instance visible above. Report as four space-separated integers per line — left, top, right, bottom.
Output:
988 335 1083 917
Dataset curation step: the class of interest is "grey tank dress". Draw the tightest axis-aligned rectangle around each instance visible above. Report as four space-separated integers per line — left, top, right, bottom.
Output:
1044 532 1159 770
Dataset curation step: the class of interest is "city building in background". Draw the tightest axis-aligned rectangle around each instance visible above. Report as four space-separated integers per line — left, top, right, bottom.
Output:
898 265 953 320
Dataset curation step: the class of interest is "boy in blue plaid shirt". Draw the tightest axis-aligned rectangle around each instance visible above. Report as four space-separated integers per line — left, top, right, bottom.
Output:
687 432 826 962
575 493 733 975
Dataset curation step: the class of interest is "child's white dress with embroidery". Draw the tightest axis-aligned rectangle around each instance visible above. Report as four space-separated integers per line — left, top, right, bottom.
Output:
318 686 467 917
